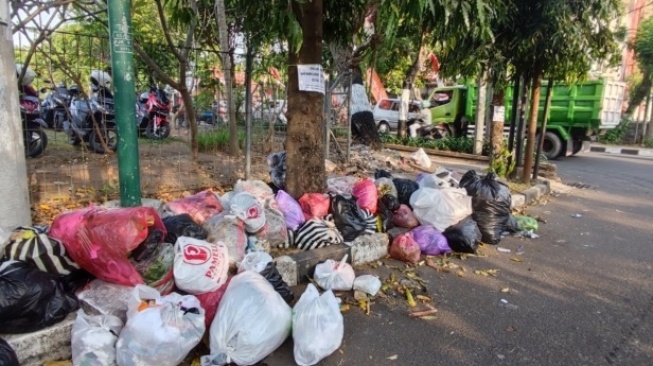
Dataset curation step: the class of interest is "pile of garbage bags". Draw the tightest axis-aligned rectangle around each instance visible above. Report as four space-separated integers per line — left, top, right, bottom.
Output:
0 161 542 365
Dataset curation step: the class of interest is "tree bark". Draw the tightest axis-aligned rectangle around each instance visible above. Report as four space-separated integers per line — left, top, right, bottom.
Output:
522 68 543 184
286 0 325 198
215 0 239 156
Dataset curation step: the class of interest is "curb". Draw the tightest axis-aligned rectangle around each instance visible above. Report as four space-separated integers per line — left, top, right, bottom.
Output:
511 179 551 209
590 145 653 157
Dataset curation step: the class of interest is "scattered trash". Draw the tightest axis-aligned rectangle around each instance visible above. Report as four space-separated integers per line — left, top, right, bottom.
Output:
496 247 511 253
410 187 472 232
267 151 287 189
292 284 344 366
409 148 432 169
516 245 525 255
408 304 438 318
314 255 356 291
442 216 482 254
405 288 417 307
474 269 499 277
353 275 382 296
71 310 123 366
498 298 519 310
203 271 292 366
410 225 452 256
387 354 399 361
325 159 338 173
571 213 583 218
500 287 510 293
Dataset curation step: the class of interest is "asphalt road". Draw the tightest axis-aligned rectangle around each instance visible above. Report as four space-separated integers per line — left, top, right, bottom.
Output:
262 151 653 366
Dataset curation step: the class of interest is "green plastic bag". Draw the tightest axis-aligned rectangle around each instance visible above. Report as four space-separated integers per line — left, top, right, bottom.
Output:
514 215 538 232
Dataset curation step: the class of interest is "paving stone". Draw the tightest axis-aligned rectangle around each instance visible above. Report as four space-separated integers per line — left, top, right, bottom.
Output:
350 233 389 266
290 244 350 283
3 313 75 366
274 255 298 287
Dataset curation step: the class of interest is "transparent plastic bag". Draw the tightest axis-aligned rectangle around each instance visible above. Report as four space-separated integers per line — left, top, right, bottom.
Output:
72 309 123 366
314 255 355 291
293 284 344 366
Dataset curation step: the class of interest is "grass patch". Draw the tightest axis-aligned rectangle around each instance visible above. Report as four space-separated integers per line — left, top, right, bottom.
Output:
138 135 187 145
506 181 534 193
198 128 245 153
643 138 653 148
380 134 488 154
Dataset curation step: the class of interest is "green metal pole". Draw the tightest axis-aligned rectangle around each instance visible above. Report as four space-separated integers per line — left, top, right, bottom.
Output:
107 0 141 206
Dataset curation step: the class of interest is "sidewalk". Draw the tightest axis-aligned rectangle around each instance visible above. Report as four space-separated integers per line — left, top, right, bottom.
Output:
590 143 653 157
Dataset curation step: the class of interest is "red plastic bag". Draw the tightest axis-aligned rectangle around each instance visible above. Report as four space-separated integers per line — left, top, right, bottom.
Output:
164 190 224 224
49 207 166 286
298 193 330 220
352 179 378 214
392 204 419 229
389 232 421 263
196 276 232 328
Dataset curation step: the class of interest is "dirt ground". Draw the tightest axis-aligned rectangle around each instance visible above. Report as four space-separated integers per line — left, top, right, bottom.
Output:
27 127 278 225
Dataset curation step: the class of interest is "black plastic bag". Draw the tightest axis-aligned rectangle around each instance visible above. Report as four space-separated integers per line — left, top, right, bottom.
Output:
374 169 393 179
443 216 482 254
376 198 394 233
260 262 294 304
459 171 514 244
267 151 287 189
0 260 79 334
0 338 19 366
130 227 165 262
392 178 419 207
351 110 382 149
59 268 95 293
162 214 207 245
329 194 368 242
381 194 400 212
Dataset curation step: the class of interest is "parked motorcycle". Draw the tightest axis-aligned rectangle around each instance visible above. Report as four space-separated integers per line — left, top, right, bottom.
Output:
64 70 117 154
406 118 449 140
16 64 48 158
136 81 171 139
40 83 72 131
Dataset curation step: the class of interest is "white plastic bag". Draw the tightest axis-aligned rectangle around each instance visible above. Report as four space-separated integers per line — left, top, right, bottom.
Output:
72 309 124 366
418 167 459 189
218 191 234 209
201 271 292 366
174 237 229 295
326 176 360 196
409 148 432 169
230 192 266 233
409 187 472 232
116 285 206 366
293 284 344 366
314 255 355 291
353 275 382 296
238 251 273 273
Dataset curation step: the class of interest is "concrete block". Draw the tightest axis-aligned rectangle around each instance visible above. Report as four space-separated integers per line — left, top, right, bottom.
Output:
291 244 350 283
3 313 75 366
76 280 133 323
511 193 526 208
274 255 298 287
350 233 389 266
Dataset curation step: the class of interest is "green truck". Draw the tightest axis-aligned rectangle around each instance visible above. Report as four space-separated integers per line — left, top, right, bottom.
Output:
426 79 626 159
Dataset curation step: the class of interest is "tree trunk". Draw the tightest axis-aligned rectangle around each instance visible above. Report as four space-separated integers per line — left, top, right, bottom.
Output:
522 69 543 184
491 89 506 156
286 0 325 198
215 0 239 156
180 87 199 159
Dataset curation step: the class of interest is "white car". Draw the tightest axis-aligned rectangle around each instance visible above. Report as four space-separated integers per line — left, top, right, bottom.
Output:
372 98 424 133
254 99 287 124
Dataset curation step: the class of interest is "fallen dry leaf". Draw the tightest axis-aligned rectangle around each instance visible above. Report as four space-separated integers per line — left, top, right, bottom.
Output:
501 287 510 293
510 257 523 263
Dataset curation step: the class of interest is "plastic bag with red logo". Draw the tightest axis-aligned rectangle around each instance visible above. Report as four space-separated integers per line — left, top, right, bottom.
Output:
230 192 266 233
352 179 378 214
298 193 330 220
173 237 229 295
49 207 166 286
389 232 421 263
163 190 224 224
204 212 248 266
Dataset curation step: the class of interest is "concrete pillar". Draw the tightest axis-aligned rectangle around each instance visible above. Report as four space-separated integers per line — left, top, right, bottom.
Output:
0 0 32 230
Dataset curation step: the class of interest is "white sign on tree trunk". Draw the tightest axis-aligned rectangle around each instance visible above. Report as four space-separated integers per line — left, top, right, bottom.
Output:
493 106 505 122
297 64 325 94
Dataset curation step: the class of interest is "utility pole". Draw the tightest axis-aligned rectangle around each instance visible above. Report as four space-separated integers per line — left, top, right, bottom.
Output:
398 81 410 138
0 0 32 230
107 0 141 206
474 72 487 155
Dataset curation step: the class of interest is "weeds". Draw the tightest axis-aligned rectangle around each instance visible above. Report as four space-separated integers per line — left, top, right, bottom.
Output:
197 128 245 152
599 117 630 144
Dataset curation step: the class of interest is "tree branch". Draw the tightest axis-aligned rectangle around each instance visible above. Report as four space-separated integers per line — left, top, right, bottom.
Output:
153 0 184 62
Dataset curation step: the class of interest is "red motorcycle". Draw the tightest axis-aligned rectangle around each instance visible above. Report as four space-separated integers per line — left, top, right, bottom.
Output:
137 83 171 139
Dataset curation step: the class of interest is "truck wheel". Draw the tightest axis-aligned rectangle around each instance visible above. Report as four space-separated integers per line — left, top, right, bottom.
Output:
377 121 390 134
542 132 563 160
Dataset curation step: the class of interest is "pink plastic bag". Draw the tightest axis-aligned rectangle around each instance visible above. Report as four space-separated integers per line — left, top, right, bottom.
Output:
389 232 421 263
410 225 451 256
49 207 166 286
298 193 330 220
196 276 232 329
392 204 419 229
353 179 378 214
276 190 305 230
164 190 224 224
